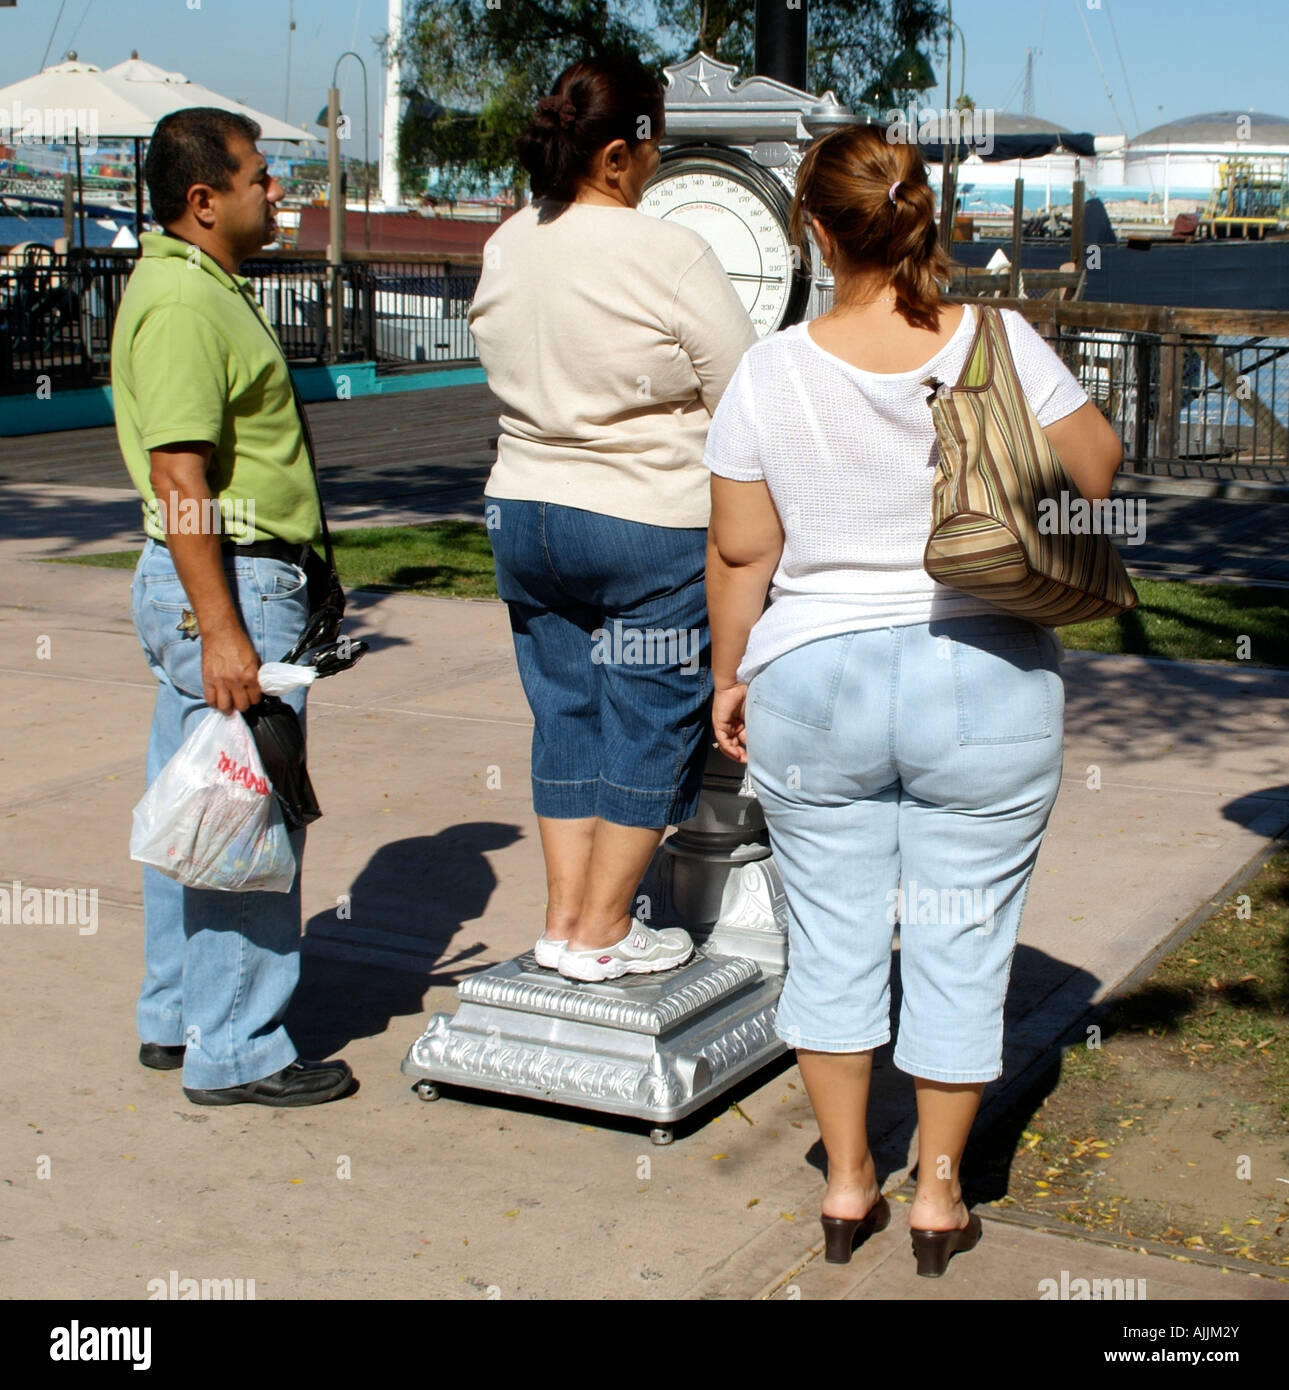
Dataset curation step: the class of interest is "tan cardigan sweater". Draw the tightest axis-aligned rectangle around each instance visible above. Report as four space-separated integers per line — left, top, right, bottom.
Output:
468 201 758 528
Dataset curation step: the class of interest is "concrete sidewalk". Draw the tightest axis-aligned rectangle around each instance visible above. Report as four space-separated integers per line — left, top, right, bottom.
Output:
1 521 1286 1300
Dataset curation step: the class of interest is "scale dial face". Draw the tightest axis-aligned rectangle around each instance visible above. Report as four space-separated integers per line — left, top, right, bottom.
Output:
638 145 810 336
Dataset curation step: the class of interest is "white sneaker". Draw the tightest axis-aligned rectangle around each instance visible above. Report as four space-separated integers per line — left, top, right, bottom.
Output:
533 935 567 969
557 921 694 983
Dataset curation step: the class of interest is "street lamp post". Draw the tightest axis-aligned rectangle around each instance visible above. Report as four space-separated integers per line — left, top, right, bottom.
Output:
938 4 969 250
331 52 372 249
326 86 344 362
324 52 373 363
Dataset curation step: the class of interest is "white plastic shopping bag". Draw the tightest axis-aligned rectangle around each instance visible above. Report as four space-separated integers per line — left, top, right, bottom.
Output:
257 661 317 696
130 707 298 893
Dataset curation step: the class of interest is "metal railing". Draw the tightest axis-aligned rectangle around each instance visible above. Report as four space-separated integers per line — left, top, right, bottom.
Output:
1043 326 1289 479
4 252 1288 482
0 249 482 394
0 247 132 392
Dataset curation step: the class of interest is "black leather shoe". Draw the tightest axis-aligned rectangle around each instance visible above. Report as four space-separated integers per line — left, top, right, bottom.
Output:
139 1042 185 1071
183 1059 356 1108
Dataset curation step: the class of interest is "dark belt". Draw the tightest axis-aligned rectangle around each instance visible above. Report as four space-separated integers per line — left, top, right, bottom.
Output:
155 536 313 566
220 538 314 566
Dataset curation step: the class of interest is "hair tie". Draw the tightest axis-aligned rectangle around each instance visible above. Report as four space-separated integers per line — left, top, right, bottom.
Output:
537 93 578 130
888 181 902 204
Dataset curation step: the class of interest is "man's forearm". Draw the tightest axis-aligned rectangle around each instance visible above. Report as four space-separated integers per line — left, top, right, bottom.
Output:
150 472 242 638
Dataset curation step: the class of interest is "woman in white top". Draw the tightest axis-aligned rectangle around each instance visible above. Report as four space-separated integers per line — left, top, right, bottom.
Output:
704 124 1122 1274
469 55 757 982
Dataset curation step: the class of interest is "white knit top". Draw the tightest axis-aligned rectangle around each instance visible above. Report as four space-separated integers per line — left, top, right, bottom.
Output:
703 305 1089 684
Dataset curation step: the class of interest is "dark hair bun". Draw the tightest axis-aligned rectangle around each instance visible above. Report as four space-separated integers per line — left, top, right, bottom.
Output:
517 55 664 202
535 93 579 130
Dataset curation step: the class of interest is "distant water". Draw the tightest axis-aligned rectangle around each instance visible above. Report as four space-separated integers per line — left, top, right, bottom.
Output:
953 185 1211 215
0 215 125 248
1190 336 1289 430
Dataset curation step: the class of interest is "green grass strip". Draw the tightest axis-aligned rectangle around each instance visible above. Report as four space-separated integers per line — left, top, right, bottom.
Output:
48 532 1289 668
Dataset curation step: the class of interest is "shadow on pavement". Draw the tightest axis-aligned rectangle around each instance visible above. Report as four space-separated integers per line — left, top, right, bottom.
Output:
286 823 521 1057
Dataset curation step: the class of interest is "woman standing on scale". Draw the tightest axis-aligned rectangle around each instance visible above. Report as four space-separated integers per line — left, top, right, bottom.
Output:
469 54 757 982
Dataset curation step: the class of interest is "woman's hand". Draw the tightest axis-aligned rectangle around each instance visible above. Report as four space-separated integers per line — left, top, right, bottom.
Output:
713 682 749 763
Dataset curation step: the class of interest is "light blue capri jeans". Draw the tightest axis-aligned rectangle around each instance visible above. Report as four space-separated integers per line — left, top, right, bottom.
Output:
744 614 1065 1084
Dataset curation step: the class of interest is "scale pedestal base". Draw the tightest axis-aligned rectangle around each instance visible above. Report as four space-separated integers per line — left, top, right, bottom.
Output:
402 748 790 1140
402 947 782 1140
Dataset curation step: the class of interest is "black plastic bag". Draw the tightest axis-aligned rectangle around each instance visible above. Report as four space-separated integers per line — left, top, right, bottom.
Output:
241 695 322 831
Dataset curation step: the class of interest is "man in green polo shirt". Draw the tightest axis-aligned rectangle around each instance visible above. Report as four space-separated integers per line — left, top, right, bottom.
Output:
113 107 354 1107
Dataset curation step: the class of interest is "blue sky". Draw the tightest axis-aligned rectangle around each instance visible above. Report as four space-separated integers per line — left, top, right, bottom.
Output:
0 0 1285 141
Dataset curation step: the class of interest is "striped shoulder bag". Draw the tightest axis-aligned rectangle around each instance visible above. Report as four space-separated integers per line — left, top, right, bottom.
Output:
921 305 1138 626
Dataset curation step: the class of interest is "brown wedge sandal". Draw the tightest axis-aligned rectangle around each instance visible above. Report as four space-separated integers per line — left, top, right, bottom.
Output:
910 1210 982 1277
820 1194 892 1264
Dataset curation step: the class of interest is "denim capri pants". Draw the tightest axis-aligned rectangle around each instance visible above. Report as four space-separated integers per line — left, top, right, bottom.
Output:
487 497 713 828
744 614 1065 1083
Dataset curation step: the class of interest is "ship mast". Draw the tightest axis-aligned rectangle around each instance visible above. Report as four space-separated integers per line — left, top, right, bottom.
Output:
380 0 404 209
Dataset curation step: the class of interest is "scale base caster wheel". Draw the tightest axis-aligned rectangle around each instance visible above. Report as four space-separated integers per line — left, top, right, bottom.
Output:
414 1081 440 1102
650 1126 674 1146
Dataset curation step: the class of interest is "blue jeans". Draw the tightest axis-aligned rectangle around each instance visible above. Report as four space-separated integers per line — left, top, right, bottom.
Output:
130 539 312 1089
486 498 712 828
744 615 1065 1083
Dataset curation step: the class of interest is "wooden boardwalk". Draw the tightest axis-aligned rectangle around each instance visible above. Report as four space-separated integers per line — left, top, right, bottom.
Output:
0 382 503 519
2 379 1287 584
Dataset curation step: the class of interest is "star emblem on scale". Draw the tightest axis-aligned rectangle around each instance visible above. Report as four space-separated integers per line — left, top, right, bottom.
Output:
686 60 713 97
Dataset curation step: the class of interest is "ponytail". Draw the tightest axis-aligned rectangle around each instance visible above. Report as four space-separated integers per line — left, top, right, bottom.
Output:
791 125 955 331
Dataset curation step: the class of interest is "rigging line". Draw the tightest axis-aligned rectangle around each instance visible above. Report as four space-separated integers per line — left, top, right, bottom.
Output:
39 0 72 71
1103 0 1142 137
291 0 333 143
999 66 1026 116
1071 0 1129 135
64 0 96 55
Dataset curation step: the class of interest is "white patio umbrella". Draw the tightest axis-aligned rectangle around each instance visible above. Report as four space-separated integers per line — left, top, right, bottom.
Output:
0 54 315 245
102 56 316 143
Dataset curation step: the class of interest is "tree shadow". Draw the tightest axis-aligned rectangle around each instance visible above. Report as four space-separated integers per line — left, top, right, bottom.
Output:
795 943 1102 1200
0 381 503 630
1061 648 1289 760
961 827 1288 1205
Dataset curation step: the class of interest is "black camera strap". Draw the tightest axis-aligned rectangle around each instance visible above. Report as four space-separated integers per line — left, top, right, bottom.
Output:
232 278 340 598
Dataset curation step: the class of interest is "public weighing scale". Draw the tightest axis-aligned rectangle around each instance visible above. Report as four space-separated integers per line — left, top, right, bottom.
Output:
402 54 860 1143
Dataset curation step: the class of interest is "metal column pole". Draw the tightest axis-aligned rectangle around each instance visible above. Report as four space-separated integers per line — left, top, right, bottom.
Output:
326 85 345 361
